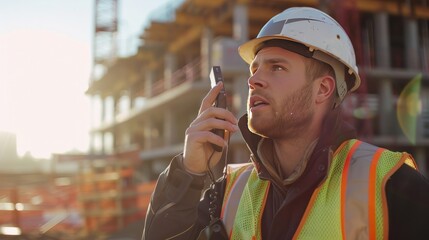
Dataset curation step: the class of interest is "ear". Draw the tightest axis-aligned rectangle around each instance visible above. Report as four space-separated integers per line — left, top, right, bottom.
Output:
314 75 336 105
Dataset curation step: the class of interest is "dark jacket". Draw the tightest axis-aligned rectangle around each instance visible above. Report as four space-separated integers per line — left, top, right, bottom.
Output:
142 110 429 240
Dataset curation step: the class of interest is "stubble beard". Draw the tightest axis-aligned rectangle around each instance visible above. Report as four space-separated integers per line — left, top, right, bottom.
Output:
248 82 314 139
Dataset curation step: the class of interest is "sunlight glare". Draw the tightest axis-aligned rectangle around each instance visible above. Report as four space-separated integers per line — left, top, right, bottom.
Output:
0 29 91 158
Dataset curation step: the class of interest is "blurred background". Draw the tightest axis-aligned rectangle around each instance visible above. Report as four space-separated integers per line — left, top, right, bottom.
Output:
0 0 428 239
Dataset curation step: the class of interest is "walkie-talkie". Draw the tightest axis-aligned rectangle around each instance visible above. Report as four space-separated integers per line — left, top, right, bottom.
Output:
209 66 227 152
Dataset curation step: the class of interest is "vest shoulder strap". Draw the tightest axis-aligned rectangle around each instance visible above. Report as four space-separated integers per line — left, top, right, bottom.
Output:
221 163 253 236
294 139 413 240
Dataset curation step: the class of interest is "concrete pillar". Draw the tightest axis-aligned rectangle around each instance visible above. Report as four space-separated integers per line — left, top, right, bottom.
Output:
232 4 250 119
97 132 104 154
126 92 131 114
143 118 153 150
404 18 420 69
103 132 114 154
422 21 429 72
99 97 107 154
89 96 101 154
163 107 176 146
233 75 249 117
379 79 394 135
374 12 393 135
102 97 108 123
201 27 213 79
113 95 119 120
129 92 134 110
374 12 391 68
100 96 106 124
117 91 130 116
233 4 249 44
145 70 155 98
129 87 135 110
164 53 177 90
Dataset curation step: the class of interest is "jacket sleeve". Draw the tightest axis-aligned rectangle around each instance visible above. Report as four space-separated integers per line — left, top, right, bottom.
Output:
141 154 224 240
387 164 429 240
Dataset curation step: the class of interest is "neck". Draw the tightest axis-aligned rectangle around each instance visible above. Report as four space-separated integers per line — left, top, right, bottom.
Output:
272 125 320 177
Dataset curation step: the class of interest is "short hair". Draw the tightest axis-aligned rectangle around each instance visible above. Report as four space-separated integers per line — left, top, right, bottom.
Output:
304 57 335 82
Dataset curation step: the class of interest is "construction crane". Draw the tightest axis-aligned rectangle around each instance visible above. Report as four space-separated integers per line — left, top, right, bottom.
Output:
92 0 118 82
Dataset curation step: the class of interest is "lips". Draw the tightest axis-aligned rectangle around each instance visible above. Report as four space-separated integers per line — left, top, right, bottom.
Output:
249 95 269 109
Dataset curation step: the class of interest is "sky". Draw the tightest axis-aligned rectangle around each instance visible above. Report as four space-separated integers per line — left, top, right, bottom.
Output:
0 0 172 158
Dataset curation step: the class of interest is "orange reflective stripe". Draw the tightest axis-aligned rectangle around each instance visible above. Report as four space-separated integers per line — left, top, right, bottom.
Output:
368 148 384 240
340 140 362 240
292 184 322 240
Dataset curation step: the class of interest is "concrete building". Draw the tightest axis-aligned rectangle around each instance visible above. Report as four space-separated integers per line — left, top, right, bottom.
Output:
84 0 429 234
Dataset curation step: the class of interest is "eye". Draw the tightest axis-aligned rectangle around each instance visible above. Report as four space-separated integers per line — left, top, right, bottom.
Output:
272 65 286 72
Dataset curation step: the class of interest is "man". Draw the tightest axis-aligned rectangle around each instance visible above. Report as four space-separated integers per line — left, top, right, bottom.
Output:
142 7 429 240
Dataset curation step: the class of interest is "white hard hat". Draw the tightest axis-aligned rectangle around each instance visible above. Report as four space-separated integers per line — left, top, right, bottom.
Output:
239 7 361 105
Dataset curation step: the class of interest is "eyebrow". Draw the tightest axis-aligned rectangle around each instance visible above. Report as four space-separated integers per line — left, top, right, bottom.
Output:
249 57 292 72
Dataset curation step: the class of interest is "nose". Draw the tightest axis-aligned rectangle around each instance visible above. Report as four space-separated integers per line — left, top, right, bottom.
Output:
248 71 267 90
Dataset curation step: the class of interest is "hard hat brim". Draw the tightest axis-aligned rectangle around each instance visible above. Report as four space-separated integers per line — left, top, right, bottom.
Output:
238 35 294 64
238 35 361 93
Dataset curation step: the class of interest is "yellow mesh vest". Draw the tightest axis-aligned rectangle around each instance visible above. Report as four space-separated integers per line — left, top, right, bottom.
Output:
229 168 269 240
221 140 416 240
294 139 416 240
221 164 270 240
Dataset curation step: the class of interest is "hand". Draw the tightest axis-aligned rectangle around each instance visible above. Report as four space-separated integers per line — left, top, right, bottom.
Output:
183 82 239 174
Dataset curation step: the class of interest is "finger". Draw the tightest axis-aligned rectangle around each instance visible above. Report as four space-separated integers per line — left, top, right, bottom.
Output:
186 131 226 150
192 107 238 126
191 118 239 133
183 131 225 173
199 82 224 114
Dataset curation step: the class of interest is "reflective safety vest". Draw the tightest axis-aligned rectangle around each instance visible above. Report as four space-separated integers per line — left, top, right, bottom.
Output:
220 139 417 240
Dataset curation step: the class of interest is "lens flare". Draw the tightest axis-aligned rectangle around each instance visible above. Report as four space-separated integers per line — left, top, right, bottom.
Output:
397 74 422 145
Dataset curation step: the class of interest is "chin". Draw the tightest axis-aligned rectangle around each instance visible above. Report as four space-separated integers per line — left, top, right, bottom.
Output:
248 119 270 138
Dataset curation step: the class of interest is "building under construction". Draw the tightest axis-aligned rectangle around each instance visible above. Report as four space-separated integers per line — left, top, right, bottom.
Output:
83 0 429 236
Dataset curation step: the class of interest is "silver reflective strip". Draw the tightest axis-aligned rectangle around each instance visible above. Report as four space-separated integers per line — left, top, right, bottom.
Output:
222 165 253 235
345 141 378 240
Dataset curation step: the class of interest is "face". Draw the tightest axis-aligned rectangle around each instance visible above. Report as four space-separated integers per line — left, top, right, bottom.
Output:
247 47 315 139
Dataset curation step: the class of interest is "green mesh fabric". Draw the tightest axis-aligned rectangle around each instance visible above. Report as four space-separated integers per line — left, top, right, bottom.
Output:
374 150 404 239
297 140 357 239
224 140 406 240
231 168 269 240
297 140 405 240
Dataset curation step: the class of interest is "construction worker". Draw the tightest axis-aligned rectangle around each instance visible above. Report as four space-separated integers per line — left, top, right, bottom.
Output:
142 7 429 240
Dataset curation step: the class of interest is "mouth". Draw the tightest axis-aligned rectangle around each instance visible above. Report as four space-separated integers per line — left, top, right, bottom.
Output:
249 95 269 109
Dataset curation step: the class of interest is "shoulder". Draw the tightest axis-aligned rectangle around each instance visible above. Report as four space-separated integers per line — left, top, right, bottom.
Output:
388 164 429 197
345 140 417 168
387 164 429 239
